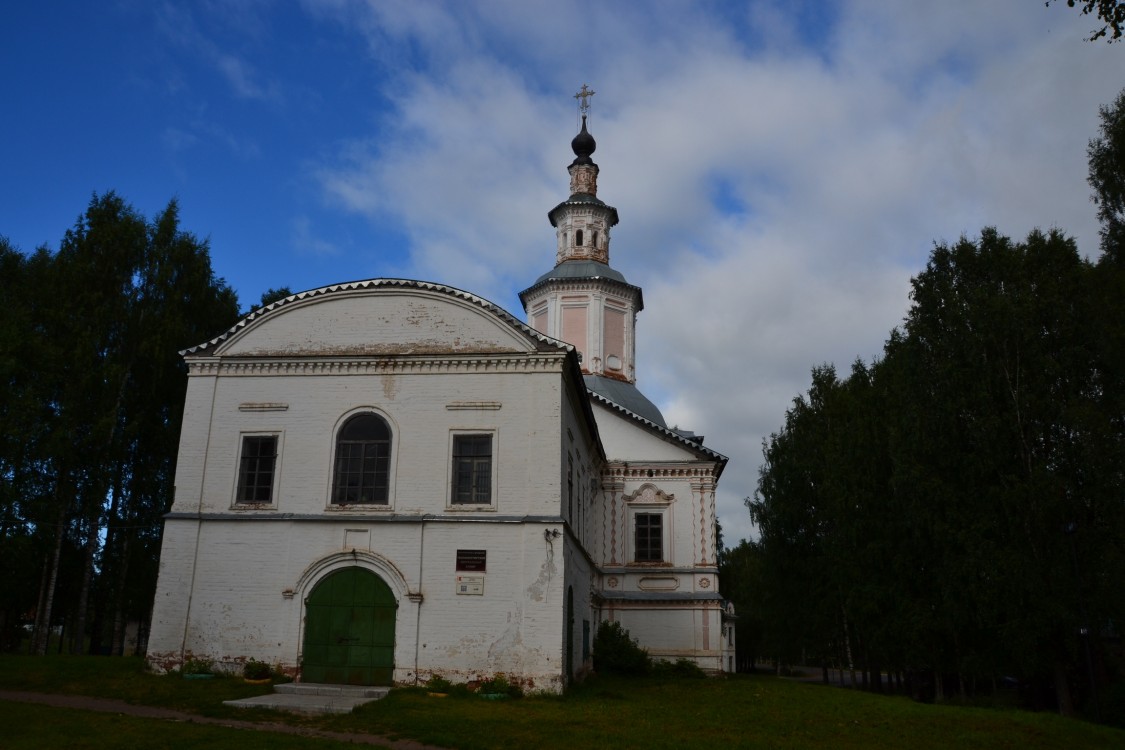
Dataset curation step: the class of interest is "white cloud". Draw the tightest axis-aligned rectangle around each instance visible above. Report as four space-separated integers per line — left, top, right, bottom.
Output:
307 0 1125 544
156 2 282 102
291 215 341 257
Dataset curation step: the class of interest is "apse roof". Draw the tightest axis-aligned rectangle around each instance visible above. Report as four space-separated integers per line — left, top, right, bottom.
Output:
584 374 728 467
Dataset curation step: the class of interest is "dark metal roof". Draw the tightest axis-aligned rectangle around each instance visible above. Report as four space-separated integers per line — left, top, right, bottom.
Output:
585 375 729 467
533 259 628 285
548 193 619 227
584 375 666 427
519 261 643 312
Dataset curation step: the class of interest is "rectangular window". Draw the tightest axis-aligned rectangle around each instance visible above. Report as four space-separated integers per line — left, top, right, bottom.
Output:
452 434 492 505
635 513 663 562
236 435 278 504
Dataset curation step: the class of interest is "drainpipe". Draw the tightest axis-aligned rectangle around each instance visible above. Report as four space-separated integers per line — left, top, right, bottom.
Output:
413 518 426 683
178 372 219 666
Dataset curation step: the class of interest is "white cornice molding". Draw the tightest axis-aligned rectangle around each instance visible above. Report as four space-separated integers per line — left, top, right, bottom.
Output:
186 353 568 377
604 463 720 481
521 275 641 301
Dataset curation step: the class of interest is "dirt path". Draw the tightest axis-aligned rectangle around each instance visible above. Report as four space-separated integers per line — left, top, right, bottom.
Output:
0 690 448 749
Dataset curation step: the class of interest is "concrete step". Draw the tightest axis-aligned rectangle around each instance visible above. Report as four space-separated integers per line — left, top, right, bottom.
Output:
224 683 390 714
275 683 390 698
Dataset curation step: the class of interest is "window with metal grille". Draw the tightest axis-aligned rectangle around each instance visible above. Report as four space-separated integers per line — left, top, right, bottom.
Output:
634 513 663 562
452 434 492 505
236 435 278 504
332 414 391 505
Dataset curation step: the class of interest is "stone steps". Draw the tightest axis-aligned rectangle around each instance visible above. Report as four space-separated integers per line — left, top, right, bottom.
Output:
224 682 391 714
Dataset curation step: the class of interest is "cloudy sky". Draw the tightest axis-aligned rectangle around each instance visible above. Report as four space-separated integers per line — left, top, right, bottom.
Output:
4 1 1123 544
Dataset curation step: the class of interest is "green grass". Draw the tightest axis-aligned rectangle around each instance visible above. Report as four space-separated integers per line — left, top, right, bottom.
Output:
2 656 1122 749
0 701 359 750
0 654 278 718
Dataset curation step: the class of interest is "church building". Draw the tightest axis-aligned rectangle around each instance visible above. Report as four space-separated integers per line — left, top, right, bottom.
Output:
146 89 731 690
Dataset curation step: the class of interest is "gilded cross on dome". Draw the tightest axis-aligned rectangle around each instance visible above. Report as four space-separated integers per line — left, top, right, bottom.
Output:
574 84 595 115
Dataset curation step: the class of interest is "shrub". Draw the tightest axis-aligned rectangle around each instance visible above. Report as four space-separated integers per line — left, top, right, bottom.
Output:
180 657 214 676
478 673 523 698
425 675 452 693
652 658 706 679
242 659 272 680
592 621 651 676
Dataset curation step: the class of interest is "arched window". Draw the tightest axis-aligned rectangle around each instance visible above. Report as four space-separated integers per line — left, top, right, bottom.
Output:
576 229 584 247
332 413 391 505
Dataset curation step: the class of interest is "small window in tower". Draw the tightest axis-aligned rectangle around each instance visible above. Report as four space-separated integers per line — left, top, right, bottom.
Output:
576 229 583 247
592 231 599 248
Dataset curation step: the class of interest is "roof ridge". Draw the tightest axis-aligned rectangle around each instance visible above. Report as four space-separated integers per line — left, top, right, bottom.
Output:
180 278 574 357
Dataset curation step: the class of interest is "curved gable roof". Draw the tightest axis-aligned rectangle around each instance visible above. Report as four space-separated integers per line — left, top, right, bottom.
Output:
182 278 574 358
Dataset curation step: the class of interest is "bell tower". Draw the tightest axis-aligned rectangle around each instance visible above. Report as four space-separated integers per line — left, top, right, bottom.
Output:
520 85 645 390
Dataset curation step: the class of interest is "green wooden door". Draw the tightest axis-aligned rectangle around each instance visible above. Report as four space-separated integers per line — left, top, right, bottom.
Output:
302 567 396 685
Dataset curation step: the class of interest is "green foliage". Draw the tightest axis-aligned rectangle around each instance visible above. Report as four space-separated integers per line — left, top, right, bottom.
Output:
249 286 293 314
743 90 1125 716
592 620 651 676
181 658 214 676
424 674 452 693
750 225 1125 714
718 538 765 671
1048 0 1125 42
242 659 272 680
0 193 241 656
651 658 707 678
477 673 523 698
1089 88 1125 259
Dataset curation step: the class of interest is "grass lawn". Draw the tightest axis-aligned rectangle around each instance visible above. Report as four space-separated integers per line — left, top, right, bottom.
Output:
1 655 1122 749
0 701 360 750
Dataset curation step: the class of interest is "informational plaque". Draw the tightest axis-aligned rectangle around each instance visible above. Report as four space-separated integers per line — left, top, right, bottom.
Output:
456 575 484 595
456 549 487 572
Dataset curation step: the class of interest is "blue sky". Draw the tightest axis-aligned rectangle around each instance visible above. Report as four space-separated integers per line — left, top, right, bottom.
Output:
3 1 1123 544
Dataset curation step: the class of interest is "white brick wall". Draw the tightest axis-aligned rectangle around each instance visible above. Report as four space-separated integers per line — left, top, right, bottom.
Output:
148 282 728 688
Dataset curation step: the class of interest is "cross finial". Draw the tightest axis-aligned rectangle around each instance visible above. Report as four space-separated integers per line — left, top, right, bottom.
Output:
574 84 595 116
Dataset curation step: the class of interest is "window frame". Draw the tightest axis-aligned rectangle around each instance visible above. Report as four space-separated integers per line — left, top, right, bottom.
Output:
329 411 395 508
448 430 497 509
633 511 664 563
625 484 673 565
233 432 282 507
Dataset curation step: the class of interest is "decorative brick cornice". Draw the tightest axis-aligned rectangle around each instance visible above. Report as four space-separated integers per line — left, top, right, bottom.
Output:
603 463 719 481
186 353 568 377
520 275 640 302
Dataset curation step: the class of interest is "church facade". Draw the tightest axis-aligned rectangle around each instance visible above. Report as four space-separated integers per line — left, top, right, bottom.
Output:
146 102 731 690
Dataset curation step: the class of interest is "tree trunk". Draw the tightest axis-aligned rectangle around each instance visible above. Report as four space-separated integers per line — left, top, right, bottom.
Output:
70 520 99 654
842 605 857 688
33 496 68 656
111 531 131 655
1054 660 1075 716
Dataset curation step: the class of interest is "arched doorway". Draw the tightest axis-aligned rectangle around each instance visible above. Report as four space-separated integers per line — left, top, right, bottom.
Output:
302 567 396 685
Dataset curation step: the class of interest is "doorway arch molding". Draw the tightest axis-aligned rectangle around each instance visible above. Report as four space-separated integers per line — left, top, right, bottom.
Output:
293 549 414 603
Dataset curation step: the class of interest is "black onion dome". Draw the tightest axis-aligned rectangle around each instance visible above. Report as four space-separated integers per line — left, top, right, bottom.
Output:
570 115 596 166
